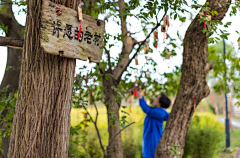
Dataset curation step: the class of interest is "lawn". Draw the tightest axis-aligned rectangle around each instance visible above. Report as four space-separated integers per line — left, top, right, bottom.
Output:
218 128 240 158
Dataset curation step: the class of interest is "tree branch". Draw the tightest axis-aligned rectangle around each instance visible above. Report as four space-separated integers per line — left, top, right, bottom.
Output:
112 0 139 81
108 122 135 147
84 86 105 158
0 0 24 38
104 47 112 73
1 0 14 16
114 11 167 82
0 36 24 48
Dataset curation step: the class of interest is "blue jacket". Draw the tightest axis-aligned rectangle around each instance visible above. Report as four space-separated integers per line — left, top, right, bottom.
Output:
139 97 170 158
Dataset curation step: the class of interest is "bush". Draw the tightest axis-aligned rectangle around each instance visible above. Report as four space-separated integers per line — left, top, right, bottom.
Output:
183 112 224 158
122 125 142 158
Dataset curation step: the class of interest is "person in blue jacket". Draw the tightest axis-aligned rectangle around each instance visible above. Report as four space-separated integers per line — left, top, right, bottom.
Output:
136 90 171 158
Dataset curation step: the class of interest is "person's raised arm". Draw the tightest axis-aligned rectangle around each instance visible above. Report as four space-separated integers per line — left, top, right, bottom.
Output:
138 94 167 121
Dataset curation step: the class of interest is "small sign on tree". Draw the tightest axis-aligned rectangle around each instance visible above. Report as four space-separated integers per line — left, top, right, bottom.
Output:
40 0 105 62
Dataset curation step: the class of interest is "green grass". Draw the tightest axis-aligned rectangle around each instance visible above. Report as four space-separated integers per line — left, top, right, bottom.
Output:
218 128 240 158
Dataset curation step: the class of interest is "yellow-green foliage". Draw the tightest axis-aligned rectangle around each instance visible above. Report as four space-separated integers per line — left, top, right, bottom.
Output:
183 112 224 158
70 105 146 157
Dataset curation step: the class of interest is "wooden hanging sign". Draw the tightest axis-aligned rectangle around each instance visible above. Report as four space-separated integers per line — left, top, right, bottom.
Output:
40 0 105 62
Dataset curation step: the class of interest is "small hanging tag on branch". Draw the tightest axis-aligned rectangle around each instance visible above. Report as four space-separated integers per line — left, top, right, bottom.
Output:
144 41 149 54
154 30 158 40
166 53 171 59
135 58 139 65
166 49 171 59
161 25 166 32
154 30 158 49
199 11 211 29
163 17 167 27
127 31 132 45
78 2 83 21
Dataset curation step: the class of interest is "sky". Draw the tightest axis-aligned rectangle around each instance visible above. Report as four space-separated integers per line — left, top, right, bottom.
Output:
1 0 240 85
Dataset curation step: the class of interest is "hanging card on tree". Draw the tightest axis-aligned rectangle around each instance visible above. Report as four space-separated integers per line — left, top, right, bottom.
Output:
166 53 171 59
40 0 105 62
163 17 167 26
161 25 166 32
135 58 139 65
154 30 158 40
127 31 132 45
144 46 149 54
78 7 83 21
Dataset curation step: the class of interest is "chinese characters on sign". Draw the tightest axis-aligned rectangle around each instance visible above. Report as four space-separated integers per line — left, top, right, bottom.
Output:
51 20 101 46
40 0 105 63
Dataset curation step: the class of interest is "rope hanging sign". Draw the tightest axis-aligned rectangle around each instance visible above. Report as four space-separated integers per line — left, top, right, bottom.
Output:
40 0 105 63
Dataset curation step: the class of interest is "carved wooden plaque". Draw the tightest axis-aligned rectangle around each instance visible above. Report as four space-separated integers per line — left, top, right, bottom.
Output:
40 0 105 62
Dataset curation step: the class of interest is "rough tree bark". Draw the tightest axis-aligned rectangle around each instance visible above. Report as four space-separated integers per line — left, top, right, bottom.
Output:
0 0 24 157
103 76 123 158
155 0 231 157
7 0 77 157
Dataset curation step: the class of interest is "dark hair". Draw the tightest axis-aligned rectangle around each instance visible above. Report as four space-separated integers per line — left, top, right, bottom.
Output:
159 94 171 108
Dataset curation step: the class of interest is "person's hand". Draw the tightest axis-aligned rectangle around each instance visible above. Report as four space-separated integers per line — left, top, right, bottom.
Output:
136 89 143 99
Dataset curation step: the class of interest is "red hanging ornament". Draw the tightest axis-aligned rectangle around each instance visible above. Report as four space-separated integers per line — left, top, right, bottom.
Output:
133 89 137 99
192 96 196 122
56 4 62 15
166 33 169 39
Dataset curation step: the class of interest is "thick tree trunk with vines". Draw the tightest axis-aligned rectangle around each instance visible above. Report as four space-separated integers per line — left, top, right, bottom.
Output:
103 76 123 158
155 0 231 157
0 0 24 157
7 0 76 157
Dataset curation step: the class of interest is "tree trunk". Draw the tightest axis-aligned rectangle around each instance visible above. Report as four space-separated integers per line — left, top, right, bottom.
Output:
8 0 76 157
0 47 22 158
155 1 230 157
103 76 123 158
214 103 219 115
0 0 25 157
